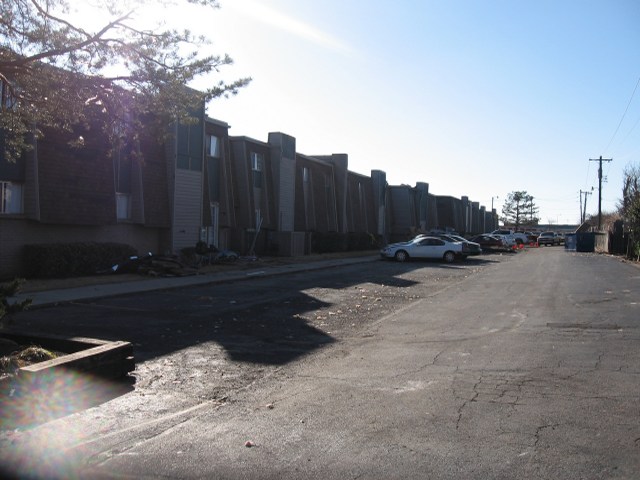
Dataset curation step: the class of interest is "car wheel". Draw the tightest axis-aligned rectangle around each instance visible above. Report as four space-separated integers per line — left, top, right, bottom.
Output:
394 250 408 262
443 251 456 263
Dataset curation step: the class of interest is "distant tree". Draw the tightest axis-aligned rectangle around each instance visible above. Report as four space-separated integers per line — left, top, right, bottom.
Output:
1 0 251 162
501 191 539 229
619 164 640 260
585 210 620 229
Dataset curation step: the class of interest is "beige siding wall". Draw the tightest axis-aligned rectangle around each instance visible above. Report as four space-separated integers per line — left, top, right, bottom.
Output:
172 169 203 254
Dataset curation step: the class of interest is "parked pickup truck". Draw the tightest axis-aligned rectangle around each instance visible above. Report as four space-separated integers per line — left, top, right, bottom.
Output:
491 229 529 245
537 231 559 246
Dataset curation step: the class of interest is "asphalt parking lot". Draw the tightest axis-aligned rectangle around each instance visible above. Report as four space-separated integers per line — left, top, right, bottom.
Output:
10 248 636 479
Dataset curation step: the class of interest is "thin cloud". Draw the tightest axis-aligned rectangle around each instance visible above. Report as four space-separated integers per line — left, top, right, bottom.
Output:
230 0 355 55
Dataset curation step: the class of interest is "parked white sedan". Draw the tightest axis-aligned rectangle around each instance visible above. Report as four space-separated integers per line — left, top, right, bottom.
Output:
380 236 466 263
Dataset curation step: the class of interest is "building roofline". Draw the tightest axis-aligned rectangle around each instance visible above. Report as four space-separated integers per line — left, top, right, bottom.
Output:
229 135 270 147
205 116 230 128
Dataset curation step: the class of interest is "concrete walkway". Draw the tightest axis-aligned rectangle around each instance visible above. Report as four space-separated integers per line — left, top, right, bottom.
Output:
9 255 379 307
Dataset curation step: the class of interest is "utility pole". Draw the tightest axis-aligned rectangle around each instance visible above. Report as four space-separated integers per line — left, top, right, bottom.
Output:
589 156 612 230
579 189 592 223
579 191 582 223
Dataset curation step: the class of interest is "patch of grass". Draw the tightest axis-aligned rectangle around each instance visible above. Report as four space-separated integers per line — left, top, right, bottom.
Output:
1 346 58 378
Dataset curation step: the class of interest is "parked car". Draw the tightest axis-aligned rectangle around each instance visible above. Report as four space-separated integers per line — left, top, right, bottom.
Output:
537 231 559 246
491 229 528 245
469 234 506 250
487 232 517 248
435 234 483 256
380 236 466 263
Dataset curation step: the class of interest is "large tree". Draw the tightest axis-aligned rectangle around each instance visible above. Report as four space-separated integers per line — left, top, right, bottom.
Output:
501 191 539 229
619 164 640 260
1 0 250 161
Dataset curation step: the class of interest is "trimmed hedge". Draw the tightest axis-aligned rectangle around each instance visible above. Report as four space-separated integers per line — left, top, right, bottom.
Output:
347 232 379 251
312 232 379 254
23 242 137 278
311 232 346 253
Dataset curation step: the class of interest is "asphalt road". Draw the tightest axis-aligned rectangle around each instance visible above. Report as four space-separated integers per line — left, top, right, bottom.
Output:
1 248 639 479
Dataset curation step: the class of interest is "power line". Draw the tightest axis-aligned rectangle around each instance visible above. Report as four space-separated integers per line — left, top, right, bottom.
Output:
536 194 581 202
619 114 640 146
603 75 640 154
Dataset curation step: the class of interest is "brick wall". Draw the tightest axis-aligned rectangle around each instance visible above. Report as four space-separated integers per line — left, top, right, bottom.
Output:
0 218 166 279
37 126 116 225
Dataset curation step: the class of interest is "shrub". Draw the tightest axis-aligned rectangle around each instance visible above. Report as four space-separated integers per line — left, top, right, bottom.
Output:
311 232 347 253
180 246 198 267
23 242 137 278
194 241 210 255
311 232 381 254
347 232 378 251
1 279 31 324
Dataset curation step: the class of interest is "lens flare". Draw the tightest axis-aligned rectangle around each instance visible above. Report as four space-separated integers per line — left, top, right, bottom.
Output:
1 367 132 479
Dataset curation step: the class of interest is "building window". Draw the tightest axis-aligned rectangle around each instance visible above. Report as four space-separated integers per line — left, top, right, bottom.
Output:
206 135 220 157
205 135 221 201
112 132 133 221
302 167 314 229
1 80 17 110
358 182 368 230
0 181 23 214
116 192 131 220
251 152 263 188
251 152 263 172
325 175 337 231
176 117 203 171
255 208 263 230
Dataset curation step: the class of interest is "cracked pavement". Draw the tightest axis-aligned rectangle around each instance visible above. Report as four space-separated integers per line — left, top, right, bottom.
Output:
1 248 639 479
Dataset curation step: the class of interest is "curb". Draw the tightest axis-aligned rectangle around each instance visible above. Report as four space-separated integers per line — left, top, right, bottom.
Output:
9 256 380 308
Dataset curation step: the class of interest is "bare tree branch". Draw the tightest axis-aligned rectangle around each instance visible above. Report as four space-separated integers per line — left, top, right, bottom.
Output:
1 0 251 163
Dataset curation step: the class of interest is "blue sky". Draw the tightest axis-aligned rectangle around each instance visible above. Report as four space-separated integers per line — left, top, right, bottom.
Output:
197 0 640 225
104 0 640 225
